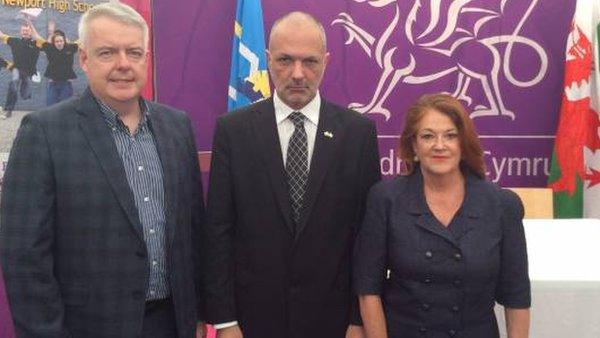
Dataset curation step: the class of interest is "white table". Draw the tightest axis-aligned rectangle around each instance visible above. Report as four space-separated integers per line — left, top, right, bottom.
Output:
495 219 600 338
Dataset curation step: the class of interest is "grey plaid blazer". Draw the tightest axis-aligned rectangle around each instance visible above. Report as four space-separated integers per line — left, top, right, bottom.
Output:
0 88 205 338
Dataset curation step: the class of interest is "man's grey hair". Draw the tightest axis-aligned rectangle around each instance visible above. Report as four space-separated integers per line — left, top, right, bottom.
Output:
269 11 327 51
78 1 148 50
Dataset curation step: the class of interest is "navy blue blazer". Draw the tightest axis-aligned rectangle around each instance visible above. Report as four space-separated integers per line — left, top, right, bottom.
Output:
354 171 530 338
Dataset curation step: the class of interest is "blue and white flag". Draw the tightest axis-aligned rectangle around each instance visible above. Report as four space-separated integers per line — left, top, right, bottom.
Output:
227 0 270 111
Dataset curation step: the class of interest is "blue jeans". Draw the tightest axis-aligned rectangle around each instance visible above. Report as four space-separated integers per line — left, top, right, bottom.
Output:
47 80 73 106
4 68 32 117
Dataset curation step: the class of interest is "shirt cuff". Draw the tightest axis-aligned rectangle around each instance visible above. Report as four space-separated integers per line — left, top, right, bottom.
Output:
213 321 238 330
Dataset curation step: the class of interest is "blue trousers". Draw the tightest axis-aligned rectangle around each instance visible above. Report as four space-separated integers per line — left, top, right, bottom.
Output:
47 80 73 106
4 69 32 117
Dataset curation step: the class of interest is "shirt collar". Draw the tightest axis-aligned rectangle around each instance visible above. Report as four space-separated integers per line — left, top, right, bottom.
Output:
96 97 151 130
273 90 320 126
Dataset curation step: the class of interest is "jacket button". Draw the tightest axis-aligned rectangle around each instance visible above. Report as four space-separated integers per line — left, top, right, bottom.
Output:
425 250 433 259
132 291 143 300
419 327 427 334
453 279 462 287
421 302 430 311
452 305 460 312
422 276 432 284
453 252 462 261
448 329 457 336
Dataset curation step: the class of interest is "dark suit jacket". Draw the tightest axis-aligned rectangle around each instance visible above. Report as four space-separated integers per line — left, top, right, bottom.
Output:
204 97 381 338
0 89 205 338
354 170 531 338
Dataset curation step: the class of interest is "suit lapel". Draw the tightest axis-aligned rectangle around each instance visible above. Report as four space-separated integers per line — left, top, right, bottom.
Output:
406 171 460 247
251 99 295 234
147 106 179 250
295 101 341 239
415 215 459 247
76 89 143 240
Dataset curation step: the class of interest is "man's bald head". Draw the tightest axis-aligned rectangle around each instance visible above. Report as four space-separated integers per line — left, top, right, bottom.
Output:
268 11 327 52
266 11 330 110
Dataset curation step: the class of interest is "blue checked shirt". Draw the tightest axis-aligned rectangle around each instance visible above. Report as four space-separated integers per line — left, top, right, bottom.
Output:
97 99 169 301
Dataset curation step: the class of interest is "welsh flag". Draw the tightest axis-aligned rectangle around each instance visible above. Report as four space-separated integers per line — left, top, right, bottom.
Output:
548 0 600 218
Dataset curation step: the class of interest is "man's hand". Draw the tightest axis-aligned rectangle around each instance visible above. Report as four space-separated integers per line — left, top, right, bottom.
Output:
346 324 366 338
195 321 207 338
216 325 243 338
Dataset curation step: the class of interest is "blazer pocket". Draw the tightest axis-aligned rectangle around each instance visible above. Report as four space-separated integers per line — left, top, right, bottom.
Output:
60 283 90 306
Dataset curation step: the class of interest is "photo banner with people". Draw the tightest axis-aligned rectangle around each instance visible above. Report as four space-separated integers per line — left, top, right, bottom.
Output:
154 0 579 189
0 0 153 193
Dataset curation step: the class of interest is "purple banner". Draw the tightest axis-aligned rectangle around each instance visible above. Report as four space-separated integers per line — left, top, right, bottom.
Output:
154 0 575 187
0 268 15 338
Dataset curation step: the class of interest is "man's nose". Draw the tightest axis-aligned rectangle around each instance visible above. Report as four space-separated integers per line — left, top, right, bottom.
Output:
291 60 304 80
115 51 131 69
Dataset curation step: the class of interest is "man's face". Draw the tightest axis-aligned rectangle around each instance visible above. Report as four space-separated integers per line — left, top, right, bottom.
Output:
79 17 147 110
267 21 329 110
20 25 31 39
53 35 65 50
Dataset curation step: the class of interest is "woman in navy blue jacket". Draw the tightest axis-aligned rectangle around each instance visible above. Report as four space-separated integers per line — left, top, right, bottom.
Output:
354 93 530 338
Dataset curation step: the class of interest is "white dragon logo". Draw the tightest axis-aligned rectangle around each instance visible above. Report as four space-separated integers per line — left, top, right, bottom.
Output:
332 0 548 120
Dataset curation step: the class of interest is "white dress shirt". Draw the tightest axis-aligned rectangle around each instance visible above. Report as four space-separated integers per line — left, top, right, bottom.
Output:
213 92 321 330
274 90 320 168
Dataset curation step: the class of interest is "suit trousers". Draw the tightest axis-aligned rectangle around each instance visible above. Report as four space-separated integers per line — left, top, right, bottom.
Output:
142 298 178 338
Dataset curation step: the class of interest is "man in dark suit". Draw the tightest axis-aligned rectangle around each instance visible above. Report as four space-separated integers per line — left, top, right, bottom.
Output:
0 3 205 337
205 11 381 338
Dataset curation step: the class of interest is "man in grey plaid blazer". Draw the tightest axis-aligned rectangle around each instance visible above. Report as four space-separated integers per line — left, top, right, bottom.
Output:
0 3 205 338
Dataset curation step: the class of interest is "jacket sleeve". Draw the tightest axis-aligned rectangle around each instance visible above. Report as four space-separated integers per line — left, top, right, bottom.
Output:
203 117 238 324
495 189 531 309
0 114 70 337
349 120 381 325
182 115 207 321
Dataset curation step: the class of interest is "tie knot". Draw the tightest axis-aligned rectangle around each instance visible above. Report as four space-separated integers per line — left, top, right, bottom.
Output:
288 111 305 128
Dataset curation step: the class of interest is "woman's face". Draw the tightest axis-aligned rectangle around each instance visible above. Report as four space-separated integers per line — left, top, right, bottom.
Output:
53 35 65 50
412 109 462 179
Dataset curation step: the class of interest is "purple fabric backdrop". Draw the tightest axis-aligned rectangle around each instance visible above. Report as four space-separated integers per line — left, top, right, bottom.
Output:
0 268 15 338
153 0 575 187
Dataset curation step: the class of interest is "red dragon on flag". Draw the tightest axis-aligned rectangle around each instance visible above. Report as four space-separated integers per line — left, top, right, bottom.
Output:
550 25 600 195
549 0 600 219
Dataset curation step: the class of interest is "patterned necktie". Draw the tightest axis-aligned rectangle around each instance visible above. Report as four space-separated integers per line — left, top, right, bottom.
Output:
286 111 308 228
